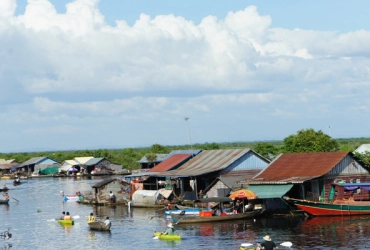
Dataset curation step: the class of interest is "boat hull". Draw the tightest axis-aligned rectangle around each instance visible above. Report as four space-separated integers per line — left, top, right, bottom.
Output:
171 210 262 224
153 232 181 240
88 222 111 231
58 220 74 225
285 197 370 216
0 199 9 205
164 208 203 216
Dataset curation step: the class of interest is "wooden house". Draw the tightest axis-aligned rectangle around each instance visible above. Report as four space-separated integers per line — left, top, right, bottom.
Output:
248 152 370 214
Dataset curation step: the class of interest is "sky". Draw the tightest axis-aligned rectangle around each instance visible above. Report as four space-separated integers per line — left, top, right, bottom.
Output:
0 0 370 153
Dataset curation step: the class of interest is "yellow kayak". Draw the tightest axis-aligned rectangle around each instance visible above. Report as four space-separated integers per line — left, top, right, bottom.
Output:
153 232 181 240
58 220 74 225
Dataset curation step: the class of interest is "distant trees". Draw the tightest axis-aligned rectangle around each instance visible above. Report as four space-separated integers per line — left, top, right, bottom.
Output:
354 152 370 167
283 128 340 153
253 142 279 160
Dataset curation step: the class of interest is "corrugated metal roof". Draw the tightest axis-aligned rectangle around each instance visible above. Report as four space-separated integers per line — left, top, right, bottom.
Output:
84 158 105 166
153 149 252 177
148 154 191 172
137 154 169 163
91 178 117 188
253 152 350 182
74 157 94 164
164 150 202 159
19 157 49 167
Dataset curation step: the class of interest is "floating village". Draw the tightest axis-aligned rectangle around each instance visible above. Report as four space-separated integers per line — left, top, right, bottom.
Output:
1 144 370 248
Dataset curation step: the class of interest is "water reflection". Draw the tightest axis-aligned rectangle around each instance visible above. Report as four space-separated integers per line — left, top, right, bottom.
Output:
3 177 370 249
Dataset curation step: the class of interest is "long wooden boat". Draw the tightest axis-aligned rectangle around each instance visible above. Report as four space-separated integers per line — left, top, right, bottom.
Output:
284 197 370 216
284 182 370 216
0 199 9 205
0 188 9 192
164 208 205 216
88 222 111 231
171 209 262 224
58 219 74 225
153 232 181 240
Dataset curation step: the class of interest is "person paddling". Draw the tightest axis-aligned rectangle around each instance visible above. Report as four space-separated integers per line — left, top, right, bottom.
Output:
3 193 9 201
59 211 66 220
64 212 72 220
86 212 95 223
163 223 175 235
257 235 278 250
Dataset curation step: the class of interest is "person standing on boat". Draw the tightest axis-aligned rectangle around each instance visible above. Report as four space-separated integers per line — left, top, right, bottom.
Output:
109 191 116 203
86 213 95 223
257 235 278 250
163 223 175 235
3 193 9 201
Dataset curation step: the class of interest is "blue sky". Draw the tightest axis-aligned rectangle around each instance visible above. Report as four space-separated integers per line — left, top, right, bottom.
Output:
1 0 370 152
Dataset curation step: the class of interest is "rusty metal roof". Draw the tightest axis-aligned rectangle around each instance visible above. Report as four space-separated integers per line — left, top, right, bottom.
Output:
152 149 252 177
252 152 350 183
148 154 191 172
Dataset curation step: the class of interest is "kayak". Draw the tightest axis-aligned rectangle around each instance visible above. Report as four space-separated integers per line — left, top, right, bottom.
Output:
153 232 181 240
240 243 255 250
58 220 74 225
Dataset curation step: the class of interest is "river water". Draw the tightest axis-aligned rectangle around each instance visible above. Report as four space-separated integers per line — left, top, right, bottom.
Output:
1 177 370 250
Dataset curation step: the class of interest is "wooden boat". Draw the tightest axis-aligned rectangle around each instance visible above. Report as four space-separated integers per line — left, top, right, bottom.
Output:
13 179 21 186
88 222 111 231
164 207 206 216
0 187 9 192
284 182 370 216
153 232 181 240
58 219 74 225
171 209 261 224
0 199 9 205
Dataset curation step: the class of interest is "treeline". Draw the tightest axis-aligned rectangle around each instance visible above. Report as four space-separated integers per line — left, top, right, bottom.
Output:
1 129 370 169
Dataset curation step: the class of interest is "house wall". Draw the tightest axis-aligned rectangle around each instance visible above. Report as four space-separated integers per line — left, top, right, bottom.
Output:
96 159 112 168
39 158 58 164
206 181 230 198
326 155 368 175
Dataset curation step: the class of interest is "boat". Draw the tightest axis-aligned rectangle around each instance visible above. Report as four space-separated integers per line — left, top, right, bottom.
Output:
63 194 82 202
170 197 262 224
153 232 181 240
171 209 261 224
88 222 111 231
0 188 9 192
0 199 9 205
13 179 21 186
58 220 74 225
284 182 370 216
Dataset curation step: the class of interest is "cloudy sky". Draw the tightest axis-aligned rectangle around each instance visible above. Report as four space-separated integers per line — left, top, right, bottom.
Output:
1 0 369 153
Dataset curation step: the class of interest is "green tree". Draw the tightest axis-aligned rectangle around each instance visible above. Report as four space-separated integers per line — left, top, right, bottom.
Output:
283 128 339 153
150 144 169 154
354 152 370 167
253 142 279 160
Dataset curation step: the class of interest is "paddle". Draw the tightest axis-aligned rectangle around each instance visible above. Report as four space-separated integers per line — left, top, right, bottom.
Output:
10 196 19 202
240 241 293 248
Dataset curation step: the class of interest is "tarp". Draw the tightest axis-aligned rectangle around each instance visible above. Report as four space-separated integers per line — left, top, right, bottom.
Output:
40 167 59 175
248 184 293 199
158 188 173 199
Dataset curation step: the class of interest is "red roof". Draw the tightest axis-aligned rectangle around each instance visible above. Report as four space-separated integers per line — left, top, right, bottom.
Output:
148 154 191 172
254 152 350 182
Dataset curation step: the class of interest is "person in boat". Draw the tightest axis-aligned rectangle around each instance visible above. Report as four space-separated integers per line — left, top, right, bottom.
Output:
64 212 71 220
104 216 111 227
163 223 175 235
59 211 66 220
3 193 9 201
166 203 172 210
257 235 278 250
2 184 8 190
86 212 95 223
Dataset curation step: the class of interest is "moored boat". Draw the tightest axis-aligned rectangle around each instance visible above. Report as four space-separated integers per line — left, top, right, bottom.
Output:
58 219 74 225
88 222 111 231
171 209 261 224
0 199 9 205
284 182 370 216
153 232 181 240
0 188 9 192
164 208 205 216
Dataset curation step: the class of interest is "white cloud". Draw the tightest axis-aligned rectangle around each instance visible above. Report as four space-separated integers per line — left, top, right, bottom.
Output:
0 1 369 151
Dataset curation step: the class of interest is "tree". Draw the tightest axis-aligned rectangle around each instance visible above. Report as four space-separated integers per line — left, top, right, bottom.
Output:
354 152 370 167
253 142 279 160
283 128 339 153
150 144 169 154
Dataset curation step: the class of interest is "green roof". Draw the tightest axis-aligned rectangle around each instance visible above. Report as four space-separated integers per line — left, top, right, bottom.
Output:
248 184 293 199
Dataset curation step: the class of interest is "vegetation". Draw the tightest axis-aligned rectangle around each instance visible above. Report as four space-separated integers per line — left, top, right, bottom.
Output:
0 129 369 169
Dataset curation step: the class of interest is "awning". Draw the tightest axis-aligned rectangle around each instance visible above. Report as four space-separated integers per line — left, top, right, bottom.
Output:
158 189 173 199
248 184 293 199
229 189 258 200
